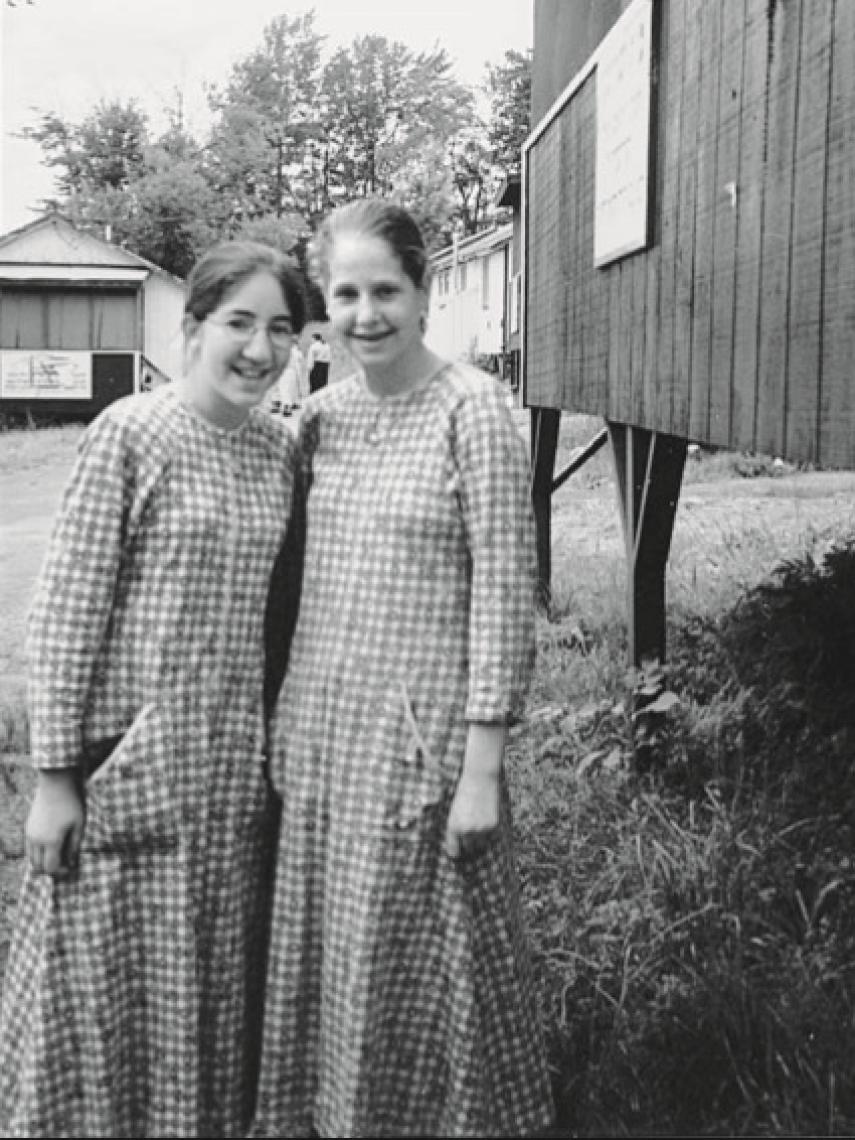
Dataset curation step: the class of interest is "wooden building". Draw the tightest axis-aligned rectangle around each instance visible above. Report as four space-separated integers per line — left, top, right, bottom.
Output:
525 0 855 661
0 213 186 420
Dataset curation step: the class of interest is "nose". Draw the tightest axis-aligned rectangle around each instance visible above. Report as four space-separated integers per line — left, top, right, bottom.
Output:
355 291 378 325
242 325 275 361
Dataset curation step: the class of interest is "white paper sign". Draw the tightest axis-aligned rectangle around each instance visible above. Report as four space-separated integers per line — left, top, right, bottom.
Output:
594 0 654 266
0 351 93 399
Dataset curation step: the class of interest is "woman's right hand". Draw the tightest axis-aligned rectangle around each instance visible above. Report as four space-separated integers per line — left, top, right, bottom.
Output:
25 769 86 877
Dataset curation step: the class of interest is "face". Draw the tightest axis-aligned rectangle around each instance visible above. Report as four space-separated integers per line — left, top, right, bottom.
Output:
184 270 293 427
325 233 428 384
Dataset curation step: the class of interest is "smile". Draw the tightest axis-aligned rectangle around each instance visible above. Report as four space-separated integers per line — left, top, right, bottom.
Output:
233 368 271 383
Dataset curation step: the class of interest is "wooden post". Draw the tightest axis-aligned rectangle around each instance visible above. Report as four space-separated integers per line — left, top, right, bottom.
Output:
607 421 687 666
530 406 560 610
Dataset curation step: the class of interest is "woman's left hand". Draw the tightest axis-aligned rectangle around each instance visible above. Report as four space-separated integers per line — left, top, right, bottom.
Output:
444 769 501 859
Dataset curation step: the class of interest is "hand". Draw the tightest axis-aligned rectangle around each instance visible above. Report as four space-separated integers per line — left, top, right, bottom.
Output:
443 770 500 859
26 770 86 877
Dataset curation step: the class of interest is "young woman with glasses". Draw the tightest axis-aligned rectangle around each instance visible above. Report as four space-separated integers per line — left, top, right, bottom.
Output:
0 241 306 1138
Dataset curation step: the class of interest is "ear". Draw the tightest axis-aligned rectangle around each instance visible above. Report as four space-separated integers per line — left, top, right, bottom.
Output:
182 313 201 344
182 314 203 371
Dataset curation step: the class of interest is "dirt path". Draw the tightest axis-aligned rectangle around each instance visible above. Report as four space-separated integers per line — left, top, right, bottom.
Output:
0 464 70 703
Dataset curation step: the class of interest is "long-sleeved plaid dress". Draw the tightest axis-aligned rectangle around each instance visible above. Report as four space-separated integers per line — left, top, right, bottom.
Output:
0 385 295 1138
253 364 554 1138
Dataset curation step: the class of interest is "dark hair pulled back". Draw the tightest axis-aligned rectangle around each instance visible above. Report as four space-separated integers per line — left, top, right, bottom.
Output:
184 241 307 332
310 199 430 291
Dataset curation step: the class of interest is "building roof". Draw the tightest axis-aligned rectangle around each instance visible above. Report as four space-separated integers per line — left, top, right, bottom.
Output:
430 223 513 271
0 213 183 285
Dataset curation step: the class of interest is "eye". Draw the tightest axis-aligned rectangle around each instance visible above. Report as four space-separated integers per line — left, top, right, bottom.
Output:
226 315 255 334
375 284 398 299
269 319 294 337
331 285 358 302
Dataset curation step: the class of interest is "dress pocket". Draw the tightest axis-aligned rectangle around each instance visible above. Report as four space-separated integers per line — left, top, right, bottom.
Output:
83 703 179 853
388 683 448 833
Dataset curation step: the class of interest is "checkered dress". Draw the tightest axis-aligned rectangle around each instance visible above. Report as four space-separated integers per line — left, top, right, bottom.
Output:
254 364 555 1138
0 385 295 1138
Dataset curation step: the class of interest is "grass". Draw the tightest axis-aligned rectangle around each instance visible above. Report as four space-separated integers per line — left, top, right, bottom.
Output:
512 534 855 1136
0 421 84 475
0 697 29 756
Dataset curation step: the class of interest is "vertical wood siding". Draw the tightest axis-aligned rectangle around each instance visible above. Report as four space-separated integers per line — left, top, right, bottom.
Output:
526 0 855 467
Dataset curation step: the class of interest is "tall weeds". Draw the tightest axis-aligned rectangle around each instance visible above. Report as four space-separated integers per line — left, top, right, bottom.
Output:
513 540 855 1136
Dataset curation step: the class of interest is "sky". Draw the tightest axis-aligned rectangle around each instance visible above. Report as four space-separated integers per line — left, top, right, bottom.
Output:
0 0 533 233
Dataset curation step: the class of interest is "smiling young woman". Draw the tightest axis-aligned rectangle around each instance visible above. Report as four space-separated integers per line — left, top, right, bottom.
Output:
0 241 308 1138
323 229 440 396
253 201 555 1139
178 246 303 429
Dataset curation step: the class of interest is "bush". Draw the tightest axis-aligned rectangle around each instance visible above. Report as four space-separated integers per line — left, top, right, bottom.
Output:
513 540 855 1136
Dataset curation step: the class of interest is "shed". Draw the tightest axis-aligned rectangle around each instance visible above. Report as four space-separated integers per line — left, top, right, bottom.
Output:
524 0 855 663
0 213 186 420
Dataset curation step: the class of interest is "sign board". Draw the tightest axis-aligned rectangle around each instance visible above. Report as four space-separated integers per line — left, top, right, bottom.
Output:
593 0 654 267
0 351 93 399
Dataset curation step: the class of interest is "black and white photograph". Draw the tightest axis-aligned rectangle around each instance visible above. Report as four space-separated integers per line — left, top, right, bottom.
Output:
2 2 855 1136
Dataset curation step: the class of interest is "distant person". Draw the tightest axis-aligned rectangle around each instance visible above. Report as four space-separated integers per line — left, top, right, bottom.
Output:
264 340 306 415
0 241 306 1137
280 339 307 411
252 198 554 1138
306 330 331 392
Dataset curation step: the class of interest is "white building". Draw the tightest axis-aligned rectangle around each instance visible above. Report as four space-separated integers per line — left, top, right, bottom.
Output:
0 213 185 420
427 224 514 378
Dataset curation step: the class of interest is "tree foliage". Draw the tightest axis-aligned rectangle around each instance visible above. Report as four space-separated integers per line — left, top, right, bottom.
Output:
22 21 533 268
447 127 493 236
205 12 325 225
24 100 220 276
487 49 532 171
322 37 471 201
231 213 307 256
22 99 148 197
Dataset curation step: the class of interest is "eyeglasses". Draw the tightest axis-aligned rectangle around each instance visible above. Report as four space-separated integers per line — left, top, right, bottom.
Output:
206 314 295 349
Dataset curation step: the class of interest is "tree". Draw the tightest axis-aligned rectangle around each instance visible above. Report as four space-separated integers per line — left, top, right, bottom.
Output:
123 161 222 278
486 49 532 171
321 37 473 207
231 213 307 256
205 13 324 226
21 99 148 197
388 139 457 251
56 153 222 278
447 127 493 236
23 99 222 276
438 50 533 239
